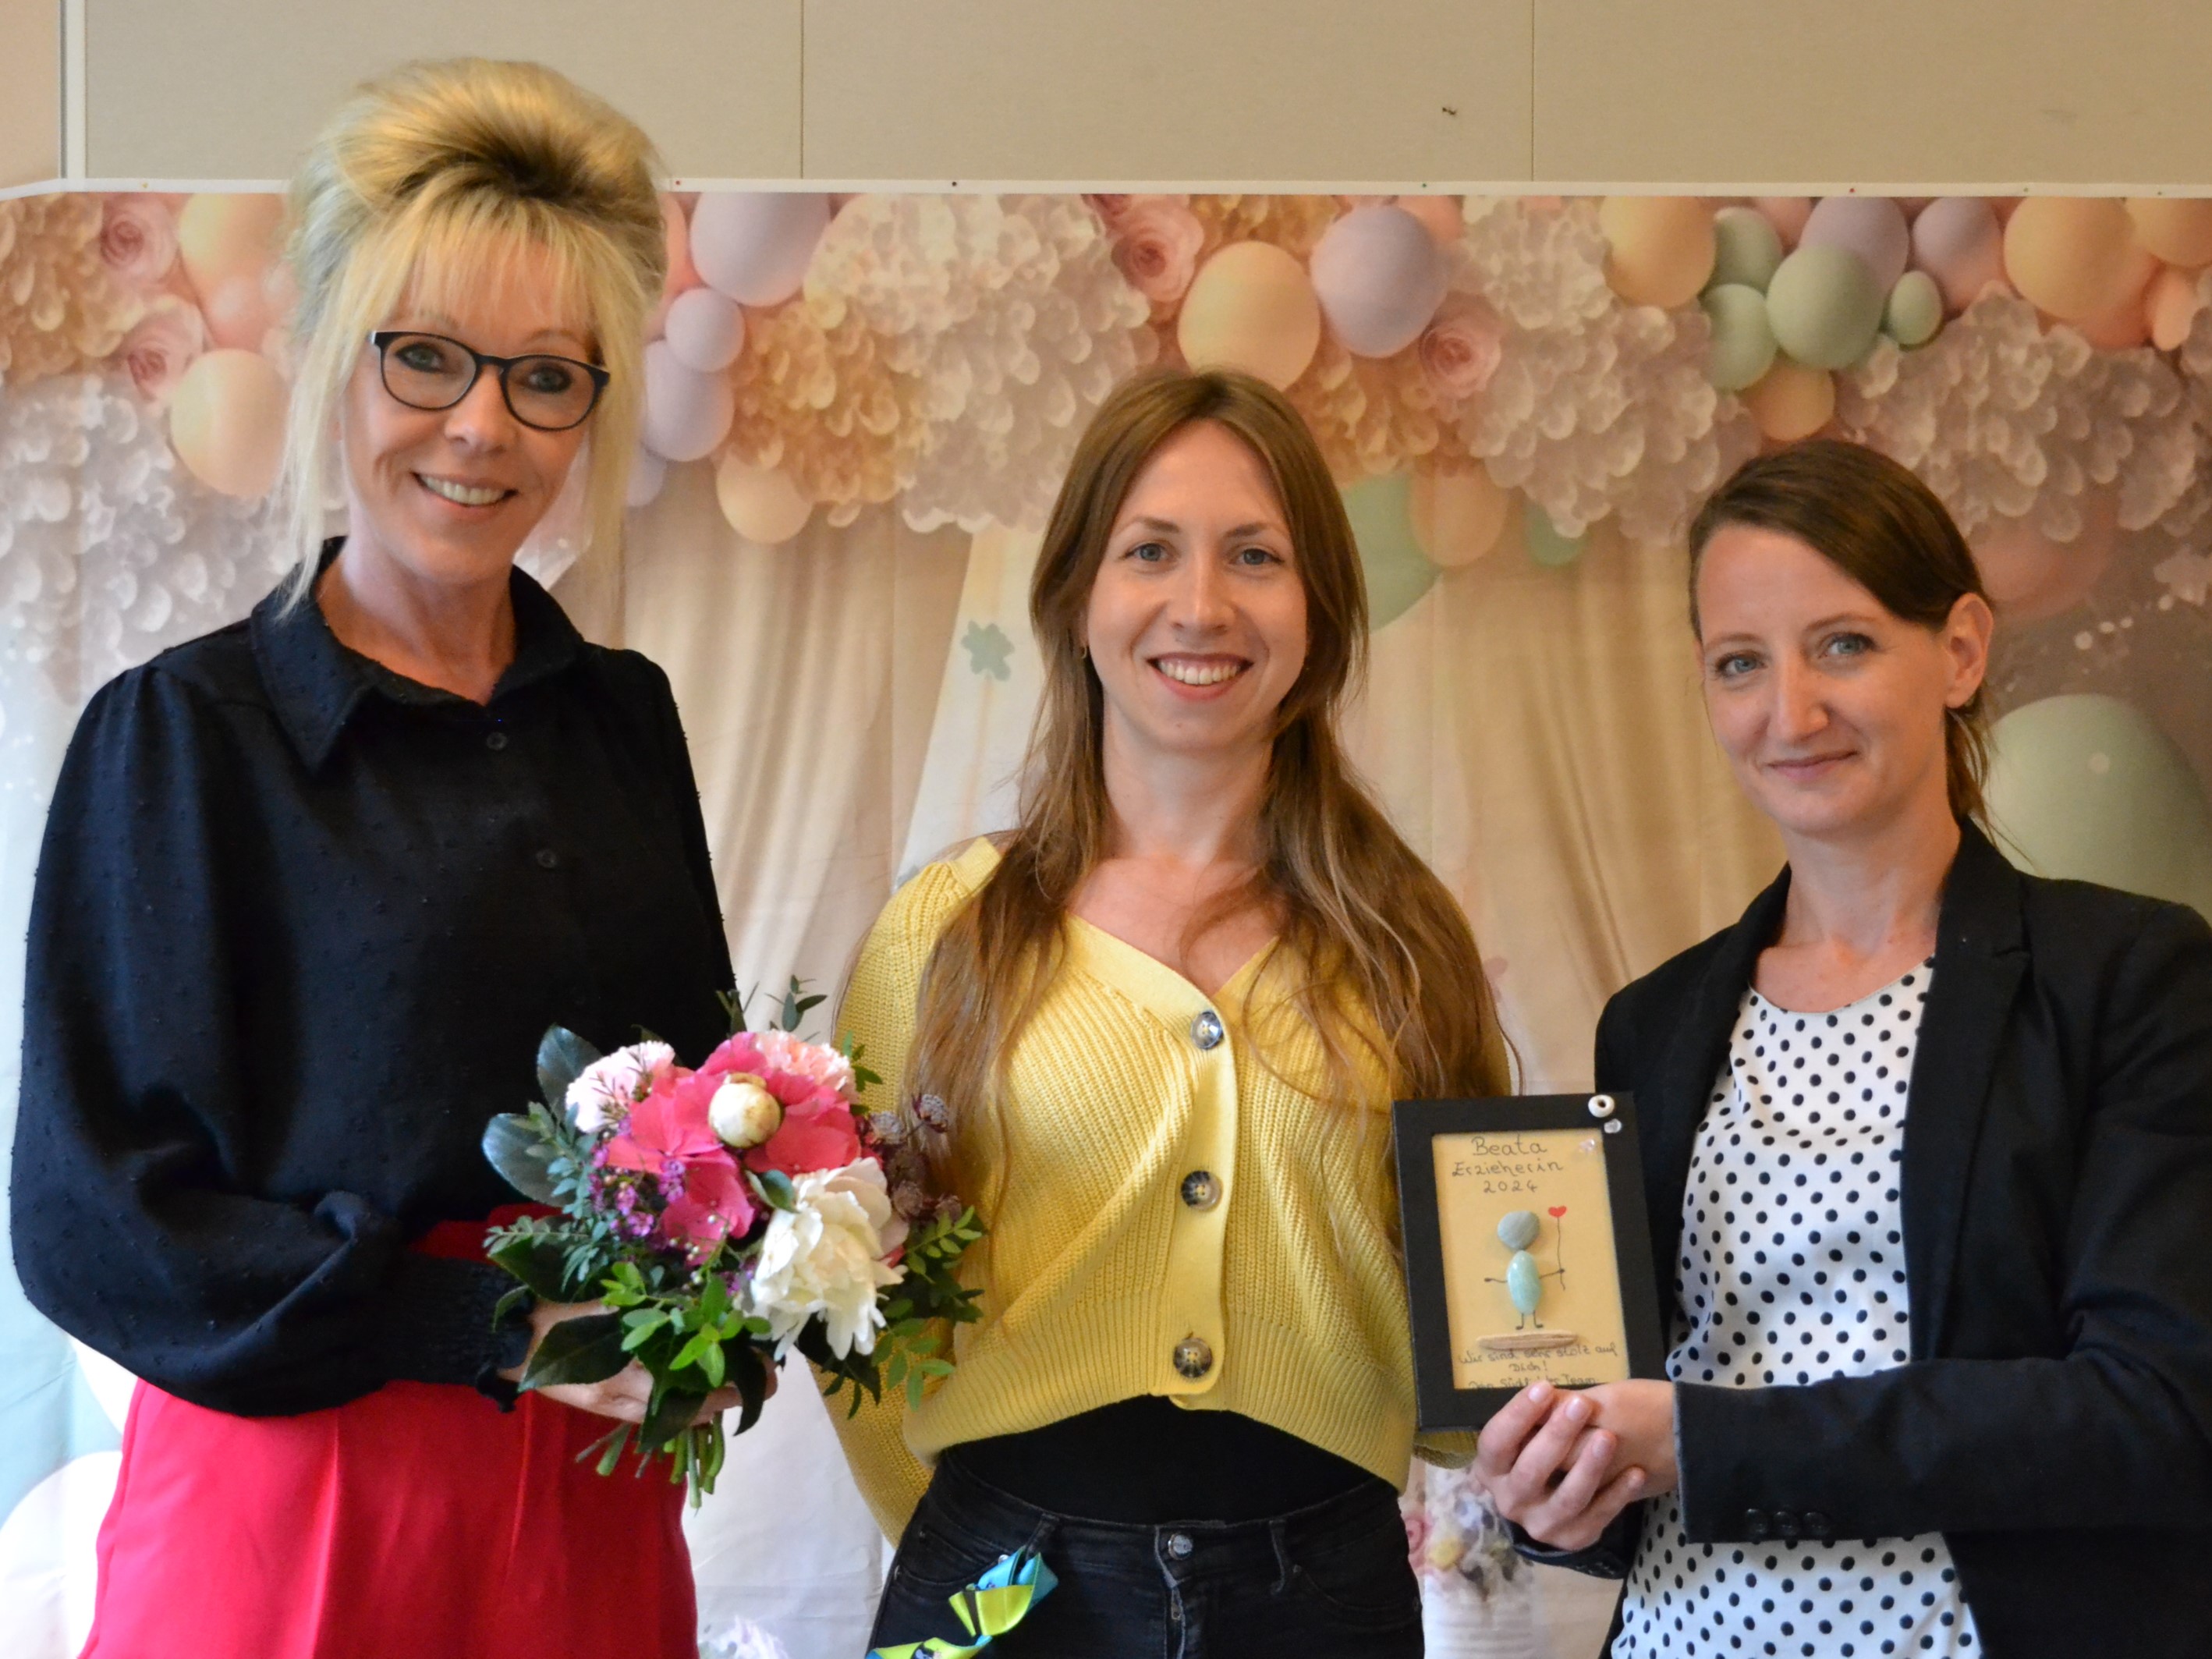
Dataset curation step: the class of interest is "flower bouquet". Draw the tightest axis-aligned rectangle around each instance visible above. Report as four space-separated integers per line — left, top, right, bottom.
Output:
480 982 981 1501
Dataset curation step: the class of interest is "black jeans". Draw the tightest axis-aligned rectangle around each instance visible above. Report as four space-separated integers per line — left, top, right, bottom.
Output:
869 1455 1424 1657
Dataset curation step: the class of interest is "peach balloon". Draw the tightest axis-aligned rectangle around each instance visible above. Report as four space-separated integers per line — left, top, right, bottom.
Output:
178 194 284 304
2125 197 2212 269
1969 487 2118 622
715 455 812 545
1597 197 1717 309
168 349 288 498
1753 197 1813 249
2075 272 2154 350
1742 356 1834 443
2147 265 2203 352
1178 243 1323 389
1409 467 1512 568
2002 198 2142 321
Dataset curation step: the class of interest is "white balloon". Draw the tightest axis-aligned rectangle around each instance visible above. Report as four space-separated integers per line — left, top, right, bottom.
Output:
1309 205 1450 358
627 445 668 508
664 287 747 374
640 339 735 463
690 192 832 307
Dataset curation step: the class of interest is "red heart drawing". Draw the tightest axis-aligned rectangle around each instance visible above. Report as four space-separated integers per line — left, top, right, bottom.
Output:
1547 1206 1568 1218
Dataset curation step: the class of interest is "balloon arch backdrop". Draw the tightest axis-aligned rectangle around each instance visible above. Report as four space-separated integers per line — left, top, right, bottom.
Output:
3 186 2211 1657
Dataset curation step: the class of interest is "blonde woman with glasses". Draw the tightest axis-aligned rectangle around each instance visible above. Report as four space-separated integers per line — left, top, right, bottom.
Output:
11 59 747 1659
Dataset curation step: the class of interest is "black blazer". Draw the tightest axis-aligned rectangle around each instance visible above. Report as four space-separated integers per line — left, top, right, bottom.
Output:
1556 822 2212 1658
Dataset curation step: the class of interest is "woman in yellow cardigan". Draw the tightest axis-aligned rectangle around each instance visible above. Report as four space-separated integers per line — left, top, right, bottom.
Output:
836 367 1511 1656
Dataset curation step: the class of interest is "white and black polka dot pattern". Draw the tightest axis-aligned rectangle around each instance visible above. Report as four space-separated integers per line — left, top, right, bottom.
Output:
1612 963 1980 1658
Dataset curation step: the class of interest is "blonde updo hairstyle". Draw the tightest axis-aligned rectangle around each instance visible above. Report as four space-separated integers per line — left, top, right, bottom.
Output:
276 58 666 599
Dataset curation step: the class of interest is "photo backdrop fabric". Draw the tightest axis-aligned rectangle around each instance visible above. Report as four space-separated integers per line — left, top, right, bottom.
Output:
5 186 2212 1658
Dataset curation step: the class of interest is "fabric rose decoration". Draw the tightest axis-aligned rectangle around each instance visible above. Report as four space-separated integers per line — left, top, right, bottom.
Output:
119 296 206 410
1108 196 1206 317
746 1159 908 1358
99 196 180 291
1419 296 1506 405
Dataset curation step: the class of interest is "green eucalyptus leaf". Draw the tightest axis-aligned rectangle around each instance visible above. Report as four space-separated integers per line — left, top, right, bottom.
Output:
751 1169 798 1212
521 1312 629 1388
482 1114 562 1205
536 1026 603 1118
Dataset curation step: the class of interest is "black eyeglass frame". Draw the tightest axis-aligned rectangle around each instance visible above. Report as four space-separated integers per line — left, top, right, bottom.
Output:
367 330 611 432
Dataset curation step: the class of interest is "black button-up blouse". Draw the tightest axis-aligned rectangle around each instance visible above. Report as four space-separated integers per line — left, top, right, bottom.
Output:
9 554 734 1416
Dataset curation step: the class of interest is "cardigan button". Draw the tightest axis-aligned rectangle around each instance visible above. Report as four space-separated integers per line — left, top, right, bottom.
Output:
1179 1171 1221 1211
1742 1508 1770 1540
484 731 509 751
535 848 560 870
1190 1010 1224 1051
1172 1336 1214 1379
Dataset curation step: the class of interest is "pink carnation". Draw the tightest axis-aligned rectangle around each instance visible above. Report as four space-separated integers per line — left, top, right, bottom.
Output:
119 296 206 410
100 196 180 290
1110 196 1206 317
1418 296 1506 404
752 1028 858 1102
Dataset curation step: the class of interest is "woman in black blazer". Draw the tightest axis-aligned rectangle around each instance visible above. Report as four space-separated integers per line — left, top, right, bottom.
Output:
1476 441 2212 1659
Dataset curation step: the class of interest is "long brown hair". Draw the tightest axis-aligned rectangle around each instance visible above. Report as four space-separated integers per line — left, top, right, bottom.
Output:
908 368 1509 1144
1687 439 1994 824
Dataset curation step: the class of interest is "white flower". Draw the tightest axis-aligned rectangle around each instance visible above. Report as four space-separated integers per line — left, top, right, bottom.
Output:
746 1159 906 1359
708 1076 784 1150
564 1040 675 1134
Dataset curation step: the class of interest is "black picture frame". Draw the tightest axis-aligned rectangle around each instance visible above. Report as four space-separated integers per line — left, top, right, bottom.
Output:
1391 1092 1667 1431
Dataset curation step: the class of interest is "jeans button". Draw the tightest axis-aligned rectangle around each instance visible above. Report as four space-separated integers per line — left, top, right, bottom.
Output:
1172 1336 1214 1379
1190 1010 1224 1051
1167 1532 1194 1558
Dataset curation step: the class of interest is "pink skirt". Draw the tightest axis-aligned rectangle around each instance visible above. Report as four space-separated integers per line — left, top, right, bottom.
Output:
80 1218 697 1659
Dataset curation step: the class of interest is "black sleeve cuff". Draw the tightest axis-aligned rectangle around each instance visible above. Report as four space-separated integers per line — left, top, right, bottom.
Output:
374 1253 527 1395
1505 1505 1640 1579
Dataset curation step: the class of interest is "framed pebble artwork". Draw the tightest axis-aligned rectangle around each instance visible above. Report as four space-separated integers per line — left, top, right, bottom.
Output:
1392 1093 1665 1430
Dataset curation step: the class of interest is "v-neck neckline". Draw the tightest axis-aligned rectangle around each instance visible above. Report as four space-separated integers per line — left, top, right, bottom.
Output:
947 838 1276 1015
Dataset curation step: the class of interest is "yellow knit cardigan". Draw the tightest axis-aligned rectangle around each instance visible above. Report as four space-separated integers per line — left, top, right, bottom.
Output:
830 839 1501 1539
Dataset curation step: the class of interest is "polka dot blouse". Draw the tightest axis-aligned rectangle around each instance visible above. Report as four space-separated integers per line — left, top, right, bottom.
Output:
1611 964 1980 1658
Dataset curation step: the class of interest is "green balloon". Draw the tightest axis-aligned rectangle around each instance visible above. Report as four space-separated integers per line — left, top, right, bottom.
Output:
1710 206 1785 293
1986 694 2212 921
1339 473 1440 629
1497 1210 1541 1250
1884 270 1944 348
1703 282 1780 392
1764 245 1886 370
1524 503 1586 568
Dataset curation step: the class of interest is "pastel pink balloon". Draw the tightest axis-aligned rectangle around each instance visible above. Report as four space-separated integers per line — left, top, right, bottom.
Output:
661 195 699 300
640 339 734 462
1310 205 1451 357
1911 198 2006 314
200 272 280 352
689 192 831 307
663 286 746 374
1753 197 1813 249
1800 197 1911 292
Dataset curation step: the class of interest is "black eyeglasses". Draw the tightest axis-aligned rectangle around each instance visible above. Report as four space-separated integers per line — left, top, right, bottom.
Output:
367 331 610 432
